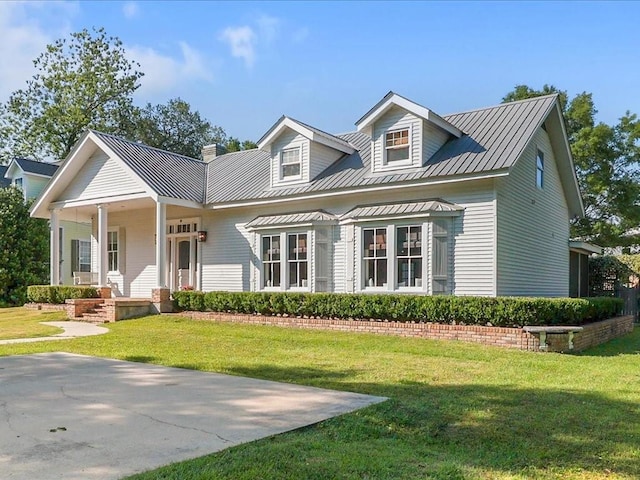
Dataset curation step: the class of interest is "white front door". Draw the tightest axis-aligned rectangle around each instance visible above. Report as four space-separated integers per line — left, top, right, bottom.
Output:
170 237 196 291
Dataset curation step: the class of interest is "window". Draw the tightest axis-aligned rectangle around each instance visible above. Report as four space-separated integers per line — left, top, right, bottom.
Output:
107 230 119 272
72 239 91 273
385 129 410 163
281 148 301 179
14 178 23 189
396 226 422 288
536 150 544 189
262 235 281 288
432 219 449 294
363 228 388 287
287 233 308 288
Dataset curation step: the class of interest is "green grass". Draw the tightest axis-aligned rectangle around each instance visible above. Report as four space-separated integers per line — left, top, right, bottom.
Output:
0 307 66 340
1 311 639 479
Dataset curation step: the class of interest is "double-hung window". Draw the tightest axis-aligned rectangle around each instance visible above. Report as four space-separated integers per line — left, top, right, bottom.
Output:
385 129 410 163
281 148 301 179
287 233 308 288
396 225 422 288
262 235 281 288
107 230 119 272
363 228 387 287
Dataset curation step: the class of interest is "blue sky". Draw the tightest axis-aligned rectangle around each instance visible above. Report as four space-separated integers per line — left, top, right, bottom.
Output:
1 1 638 142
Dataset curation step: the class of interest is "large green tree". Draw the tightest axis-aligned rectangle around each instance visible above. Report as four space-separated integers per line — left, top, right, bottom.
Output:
0 188 50 306
124 98 258 158
503 84 640 247
0 27 143 162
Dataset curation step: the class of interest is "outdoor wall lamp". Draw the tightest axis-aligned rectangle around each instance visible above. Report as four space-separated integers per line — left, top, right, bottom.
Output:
197 231 208 242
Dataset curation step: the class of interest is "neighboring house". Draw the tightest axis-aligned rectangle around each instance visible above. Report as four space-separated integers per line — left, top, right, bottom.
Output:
31 92 586 301
4 158 92 285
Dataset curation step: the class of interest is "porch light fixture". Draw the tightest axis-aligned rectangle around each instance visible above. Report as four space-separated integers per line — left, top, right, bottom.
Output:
197 230 208 242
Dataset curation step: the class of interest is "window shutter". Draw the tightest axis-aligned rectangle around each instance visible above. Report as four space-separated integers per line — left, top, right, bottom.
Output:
314 228 331 292
119 227 126 274
345 224 355 292
71 240 79 274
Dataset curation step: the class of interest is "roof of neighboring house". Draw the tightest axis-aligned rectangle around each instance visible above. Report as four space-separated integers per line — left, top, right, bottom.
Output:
13 157 59 177
205 94 559 204
91 130 206 203
0 166 10 187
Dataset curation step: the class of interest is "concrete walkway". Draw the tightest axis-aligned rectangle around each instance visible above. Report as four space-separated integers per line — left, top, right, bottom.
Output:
0 353 386 479
0 321 108 345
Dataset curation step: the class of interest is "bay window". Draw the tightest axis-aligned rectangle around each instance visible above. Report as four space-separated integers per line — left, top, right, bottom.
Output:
262 234 281 288
363 227 387 287
396 225 422 288
287 233 308 288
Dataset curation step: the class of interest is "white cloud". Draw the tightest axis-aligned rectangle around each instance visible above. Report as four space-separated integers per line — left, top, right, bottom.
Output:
257 14 280 44
127 42 213 97
0 2 75 100
219 26 256 68
122 1 139 19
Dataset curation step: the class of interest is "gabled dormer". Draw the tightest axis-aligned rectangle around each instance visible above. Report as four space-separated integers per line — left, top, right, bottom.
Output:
356 92 462 174
4 157 59 200
258 116 355 188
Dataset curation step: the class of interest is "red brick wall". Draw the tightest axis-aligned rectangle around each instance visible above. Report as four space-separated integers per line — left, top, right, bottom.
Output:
179 311 634 353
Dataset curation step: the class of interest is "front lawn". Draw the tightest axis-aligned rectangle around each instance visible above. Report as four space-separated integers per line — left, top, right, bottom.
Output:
0 307 66 340
0 312 638 479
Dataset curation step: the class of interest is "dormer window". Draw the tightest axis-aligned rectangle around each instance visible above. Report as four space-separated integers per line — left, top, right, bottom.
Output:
281 147 301 179
385 129 410 163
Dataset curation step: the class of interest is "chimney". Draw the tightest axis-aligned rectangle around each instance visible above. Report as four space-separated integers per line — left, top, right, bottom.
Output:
202 143 227 163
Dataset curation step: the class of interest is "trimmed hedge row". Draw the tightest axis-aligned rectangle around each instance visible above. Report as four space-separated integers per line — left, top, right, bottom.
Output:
27 285 99 304
172 291 623 327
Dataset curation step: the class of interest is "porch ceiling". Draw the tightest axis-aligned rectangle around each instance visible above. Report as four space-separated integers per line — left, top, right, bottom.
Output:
56 197 157 222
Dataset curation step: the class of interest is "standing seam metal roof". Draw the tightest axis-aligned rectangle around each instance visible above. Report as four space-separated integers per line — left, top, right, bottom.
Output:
82 95 559 207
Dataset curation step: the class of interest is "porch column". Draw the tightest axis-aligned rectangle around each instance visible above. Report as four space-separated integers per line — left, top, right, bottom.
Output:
97 204 108 287
156 202 167 287
49 209 60 285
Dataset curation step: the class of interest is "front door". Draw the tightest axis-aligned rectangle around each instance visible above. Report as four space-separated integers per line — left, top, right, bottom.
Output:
171 237 196 290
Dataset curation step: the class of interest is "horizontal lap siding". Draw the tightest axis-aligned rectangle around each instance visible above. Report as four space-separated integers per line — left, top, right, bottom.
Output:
107 210 156 298
57 152 144 202
422 121 450 162
496 128 569 297
449 190 496 296
309 142 344 181
200 211 252 292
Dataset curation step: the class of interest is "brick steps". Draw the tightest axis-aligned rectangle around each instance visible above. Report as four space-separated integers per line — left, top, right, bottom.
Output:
80 305 110 324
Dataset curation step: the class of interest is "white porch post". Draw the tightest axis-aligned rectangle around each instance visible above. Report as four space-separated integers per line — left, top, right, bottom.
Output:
156 202 167 288
49 209 60 285
97 204 108 287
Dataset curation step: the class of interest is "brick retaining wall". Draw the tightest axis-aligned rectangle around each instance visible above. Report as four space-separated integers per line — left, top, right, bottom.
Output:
24 303 67 312
179 311 634 352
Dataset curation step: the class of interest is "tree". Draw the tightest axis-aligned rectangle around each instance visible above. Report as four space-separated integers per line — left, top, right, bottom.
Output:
125 98 227 159
502 85 640 247
0 188 50 305
225 137 258 153
0 27 143 162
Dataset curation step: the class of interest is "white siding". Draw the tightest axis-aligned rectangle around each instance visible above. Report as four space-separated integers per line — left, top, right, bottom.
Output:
200 211 252 292
422 121 450 163
57 152 144 202
23 175 50 200
270 129 310 187
309 142 344 181
59 220 92 286
372 106 422 172
496 127 570 297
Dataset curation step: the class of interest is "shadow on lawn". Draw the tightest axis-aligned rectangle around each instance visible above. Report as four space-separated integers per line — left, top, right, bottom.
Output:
223 364 640 479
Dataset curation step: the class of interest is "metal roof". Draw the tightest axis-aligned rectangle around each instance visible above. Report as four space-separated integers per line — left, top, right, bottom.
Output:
246 210 337 229
91 130 206 203
206 94 559 204
79 95 560 208
14 158 59 177
341 199 464 222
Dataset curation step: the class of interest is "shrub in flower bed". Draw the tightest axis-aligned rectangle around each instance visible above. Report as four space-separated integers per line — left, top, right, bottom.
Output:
172 291 623 328
27 285 99 304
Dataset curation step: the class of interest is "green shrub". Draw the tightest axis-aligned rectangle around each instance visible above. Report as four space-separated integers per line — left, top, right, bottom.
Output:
171 291 624 327
27 285 99 304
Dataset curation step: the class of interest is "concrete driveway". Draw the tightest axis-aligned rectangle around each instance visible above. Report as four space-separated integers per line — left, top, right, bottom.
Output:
0 353 385 480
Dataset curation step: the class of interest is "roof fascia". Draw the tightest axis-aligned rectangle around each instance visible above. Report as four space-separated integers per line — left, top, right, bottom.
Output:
356 93 462 138
569 240 602 255
258 117 354 154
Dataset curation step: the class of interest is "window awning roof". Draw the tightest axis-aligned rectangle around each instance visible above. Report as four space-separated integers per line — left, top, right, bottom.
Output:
246 210 338 230
340 199 464 223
